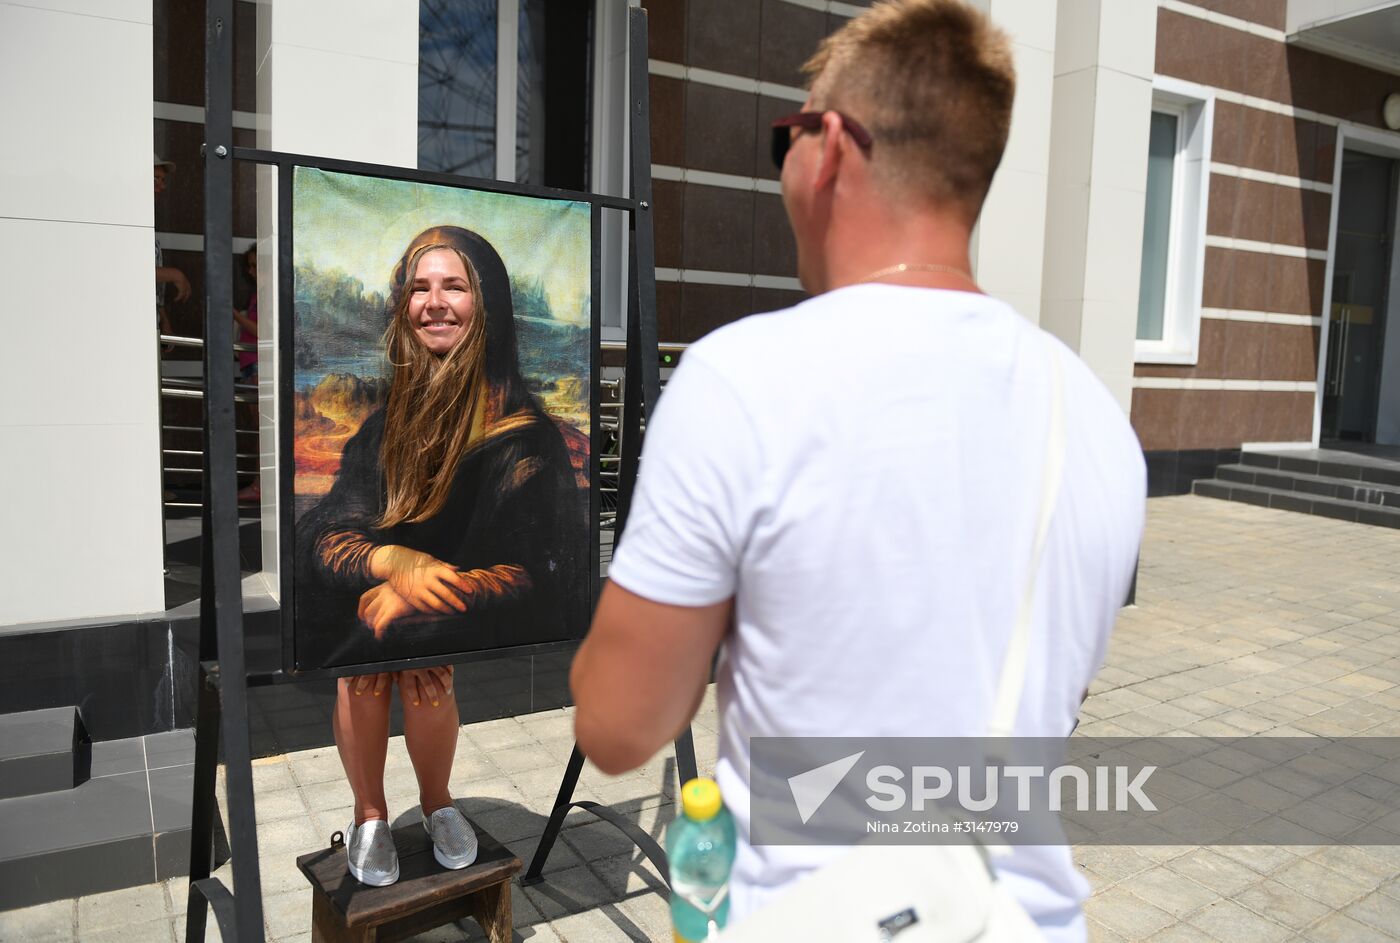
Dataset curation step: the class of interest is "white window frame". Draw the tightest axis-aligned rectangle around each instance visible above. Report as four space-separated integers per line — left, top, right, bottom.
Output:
594 0 632 344
1135 76 1214 365
493 0 631 341
452 0 628 339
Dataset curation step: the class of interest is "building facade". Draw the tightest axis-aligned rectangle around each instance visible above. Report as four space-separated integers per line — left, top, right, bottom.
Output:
1 0 1399 738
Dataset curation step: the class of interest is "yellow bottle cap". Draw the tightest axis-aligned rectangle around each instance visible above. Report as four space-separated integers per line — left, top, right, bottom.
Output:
681 777 723 822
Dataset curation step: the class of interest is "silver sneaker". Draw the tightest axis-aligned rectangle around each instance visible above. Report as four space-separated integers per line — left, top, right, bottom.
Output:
345 819 399 886
424 806 479 870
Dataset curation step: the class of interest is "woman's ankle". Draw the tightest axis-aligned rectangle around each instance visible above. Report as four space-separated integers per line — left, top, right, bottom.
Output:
420 796 454 816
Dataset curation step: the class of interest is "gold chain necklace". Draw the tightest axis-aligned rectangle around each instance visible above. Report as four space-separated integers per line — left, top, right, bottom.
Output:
855 261 975 285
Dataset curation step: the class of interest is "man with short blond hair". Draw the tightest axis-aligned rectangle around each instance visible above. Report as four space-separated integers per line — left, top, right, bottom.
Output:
571 2 1144 938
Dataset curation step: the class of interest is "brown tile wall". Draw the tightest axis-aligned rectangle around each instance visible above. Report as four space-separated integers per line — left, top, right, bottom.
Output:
1210 101 1333 183
1199 247 1326 317
1185 0 1286 30
1132 5 1371 450
643 0 849 342
1155 8 1396 128
1132 390 1314 451
1135 320 1318 382
1206 174 1331 251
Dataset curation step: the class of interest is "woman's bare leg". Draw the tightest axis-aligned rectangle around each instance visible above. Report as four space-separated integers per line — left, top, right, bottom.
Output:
399 667 459 815
332 674 393 824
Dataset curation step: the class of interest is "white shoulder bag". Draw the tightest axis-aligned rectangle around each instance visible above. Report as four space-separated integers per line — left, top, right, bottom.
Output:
720 333 1067 942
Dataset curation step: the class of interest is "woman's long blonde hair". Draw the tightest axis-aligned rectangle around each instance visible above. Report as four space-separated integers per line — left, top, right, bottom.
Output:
376 243 488 527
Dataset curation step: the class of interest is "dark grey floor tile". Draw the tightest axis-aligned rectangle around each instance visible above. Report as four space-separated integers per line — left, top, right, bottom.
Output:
145 729 196 767
1318 460 1365 480
1268 492 1314 514
1233 487 1272 508
1217 466 1255 484
149 764 194 833
90 737 146 778
0 771 151 860
0 834 154 910
1294 476 1341 498
1191 481 1231 500
1356 506 1400 529
1313 500 1360 523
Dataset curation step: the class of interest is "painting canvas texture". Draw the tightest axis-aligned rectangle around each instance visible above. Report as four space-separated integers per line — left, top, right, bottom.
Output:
290 167 592 671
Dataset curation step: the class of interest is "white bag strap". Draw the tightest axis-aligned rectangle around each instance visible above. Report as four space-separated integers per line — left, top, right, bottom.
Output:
987 332 1066 739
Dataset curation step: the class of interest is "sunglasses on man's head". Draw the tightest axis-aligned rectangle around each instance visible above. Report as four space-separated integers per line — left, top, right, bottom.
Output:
770 111 874 171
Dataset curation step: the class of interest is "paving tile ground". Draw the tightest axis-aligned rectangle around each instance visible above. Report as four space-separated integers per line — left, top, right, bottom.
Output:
5 495 1400 941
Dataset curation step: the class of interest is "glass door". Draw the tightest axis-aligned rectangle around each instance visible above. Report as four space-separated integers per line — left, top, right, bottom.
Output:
1323 151 1396 442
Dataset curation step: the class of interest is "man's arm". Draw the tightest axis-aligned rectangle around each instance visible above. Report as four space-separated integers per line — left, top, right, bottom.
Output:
572 582 731 775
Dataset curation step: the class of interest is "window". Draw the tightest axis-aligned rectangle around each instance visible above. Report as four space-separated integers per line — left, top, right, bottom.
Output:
1135 78 1214 364
418 0 629 341
419 0 498 178
419 0 595 189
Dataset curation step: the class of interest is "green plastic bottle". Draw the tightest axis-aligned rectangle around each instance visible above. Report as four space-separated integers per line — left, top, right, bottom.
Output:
667 778 737 942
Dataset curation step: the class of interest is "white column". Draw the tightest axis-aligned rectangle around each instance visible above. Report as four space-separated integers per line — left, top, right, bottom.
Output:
0 1 163 628
1039 0 1158 412
968 0 1059 324
254 0 419 593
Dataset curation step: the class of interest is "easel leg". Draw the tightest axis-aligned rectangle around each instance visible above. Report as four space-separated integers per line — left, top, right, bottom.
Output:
673 729 699 786
521 744 586 885
185 663 223 943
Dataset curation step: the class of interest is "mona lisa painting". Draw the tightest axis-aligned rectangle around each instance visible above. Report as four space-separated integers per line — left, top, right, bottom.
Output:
286 167 593 672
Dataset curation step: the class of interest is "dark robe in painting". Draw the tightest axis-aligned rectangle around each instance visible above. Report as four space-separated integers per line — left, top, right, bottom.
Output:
294 407 587 669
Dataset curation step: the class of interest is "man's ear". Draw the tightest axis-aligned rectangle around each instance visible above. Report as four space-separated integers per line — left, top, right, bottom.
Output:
813 110 846 191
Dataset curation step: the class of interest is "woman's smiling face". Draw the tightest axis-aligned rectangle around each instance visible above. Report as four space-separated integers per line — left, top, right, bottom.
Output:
407 248 475 355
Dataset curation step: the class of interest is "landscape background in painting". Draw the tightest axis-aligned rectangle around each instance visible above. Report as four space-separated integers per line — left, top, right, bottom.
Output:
290 167 591 522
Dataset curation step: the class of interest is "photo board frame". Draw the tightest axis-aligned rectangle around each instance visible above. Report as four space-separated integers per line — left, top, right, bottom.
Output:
275 163 602 677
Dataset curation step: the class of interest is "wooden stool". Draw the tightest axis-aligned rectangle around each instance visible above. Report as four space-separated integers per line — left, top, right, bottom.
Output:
296 817 521 943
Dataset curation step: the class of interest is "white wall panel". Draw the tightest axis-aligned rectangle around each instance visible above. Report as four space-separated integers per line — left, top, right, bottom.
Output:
971 0 1059 325
0 423 163 627
1040 0 1156 412
0 3 162 628
255 0 419 592
0 219 156 429
0 4 152 227
268 0 417 64
0 0 149 23
266 48 417 166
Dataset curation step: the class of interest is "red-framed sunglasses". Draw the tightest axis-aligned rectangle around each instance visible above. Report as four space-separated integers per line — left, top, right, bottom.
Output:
770 111 874 170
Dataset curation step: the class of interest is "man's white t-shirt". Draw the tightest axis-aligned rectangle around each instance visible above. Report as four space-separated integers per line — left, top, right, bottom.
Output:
607 285 1145 942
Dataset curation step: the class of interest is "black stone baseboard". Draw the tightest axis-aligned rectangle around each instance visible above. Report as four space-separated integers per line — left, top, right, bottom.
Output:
0 609 577 751
1145 448 1242 497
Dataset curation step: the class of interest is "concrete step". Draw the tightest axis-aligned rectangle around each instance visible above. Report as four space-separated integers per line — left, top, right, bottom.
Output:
1240 449 1400 487
0 730 202 910
0 707 88 799
1192 478 1400 529
1213 464 1400 508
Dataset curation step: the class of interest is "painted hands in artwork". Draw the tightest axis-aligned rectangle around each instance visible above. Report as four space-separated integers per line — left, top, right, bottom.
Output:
357 583 419 639
359 545 468 638
356 546 533 639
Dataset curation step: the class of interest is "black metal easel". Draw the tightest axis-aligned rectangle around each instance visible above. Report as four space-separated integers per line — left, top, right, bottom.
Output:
182 6 693 940
522 8 700 889
184 2 263 941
